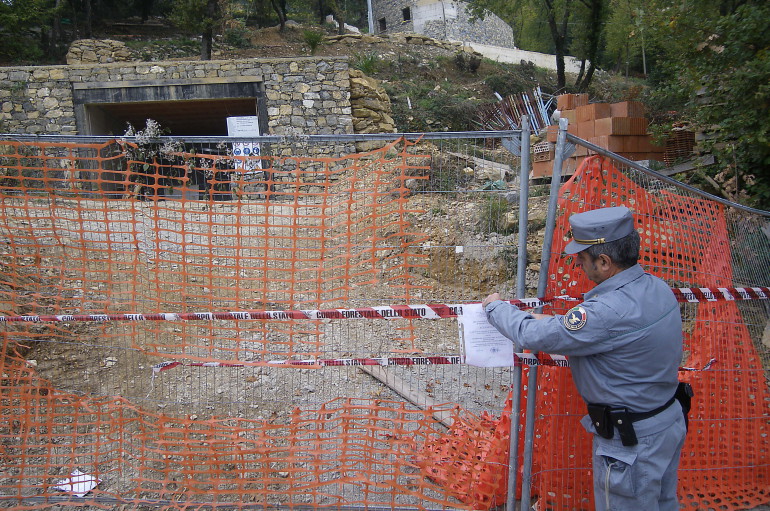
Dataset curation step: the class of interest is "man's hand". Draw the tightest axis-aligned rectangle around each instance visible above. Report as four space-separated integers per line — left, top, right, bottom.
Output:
482 292 501 309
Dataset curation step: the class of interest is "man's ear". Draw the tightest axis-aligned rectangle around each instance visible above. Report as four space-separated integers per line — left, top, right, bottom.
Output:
597 253 613 270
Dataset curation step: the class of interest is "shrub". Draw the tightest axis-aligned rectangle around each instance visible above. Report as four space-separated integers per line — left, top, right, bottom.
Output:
353 52 380 74
223 25 252 48
302 30 324 55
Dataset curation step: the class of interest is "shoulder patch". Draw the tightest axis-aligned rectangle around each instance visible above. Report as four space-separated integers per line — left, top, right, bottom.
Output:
563 306 587 331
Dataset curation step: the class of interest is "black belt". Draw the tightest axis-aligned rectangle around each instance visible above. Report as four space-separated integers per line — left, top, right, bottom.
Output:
627 395 677 422
587 383 694 446
587 396 677 446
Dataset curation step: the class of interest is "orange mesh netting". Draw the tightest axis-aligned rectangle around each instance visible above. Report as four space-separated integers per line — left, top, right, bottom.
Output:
0 138 768 510
528 156 770 510
0 137 488 509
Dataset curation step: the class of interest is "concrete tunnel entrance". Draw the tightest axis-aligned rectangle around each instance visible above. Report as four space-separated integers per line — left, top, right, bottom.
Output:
72 77 268 198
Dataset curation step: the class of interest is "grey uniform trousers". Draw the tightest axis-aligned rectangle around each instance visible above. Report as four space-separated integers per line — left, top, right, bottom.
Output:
591 405 687 511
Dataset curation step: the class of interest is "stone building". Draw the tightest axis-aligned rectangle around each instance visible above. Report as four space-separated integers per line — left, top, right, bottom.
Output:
371 0 514 49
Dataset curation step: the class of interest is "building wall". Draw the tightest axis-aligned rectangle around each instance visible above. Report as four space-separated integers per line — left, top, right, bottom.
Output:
373 0 514 49
0 57 354 136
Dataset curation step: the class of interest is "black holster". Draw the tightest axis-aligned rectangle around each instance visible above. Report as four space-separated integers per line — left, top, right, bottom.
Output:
609 407 638 446
587 403 614 440
675 381 694 431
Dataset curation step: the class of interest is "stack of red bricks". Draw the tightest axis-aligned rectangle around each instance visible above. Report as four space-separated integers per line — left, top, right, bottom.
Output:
532 93 664 178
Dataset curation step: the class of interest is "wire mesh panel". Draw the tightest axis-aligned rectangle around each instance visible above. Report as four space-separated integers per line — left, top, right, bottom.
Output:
0 132 525 509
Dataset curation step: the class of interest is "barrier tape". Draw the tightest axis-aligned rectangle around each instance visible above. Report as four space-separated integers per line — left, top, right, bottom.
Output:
150 355 716 372
0 299 548 323
671 286 769 302
1 287 767 324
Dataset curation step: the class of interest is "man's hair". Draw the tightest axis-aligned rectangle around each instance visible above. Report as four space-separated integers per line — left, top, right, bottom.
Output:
584 230 640 269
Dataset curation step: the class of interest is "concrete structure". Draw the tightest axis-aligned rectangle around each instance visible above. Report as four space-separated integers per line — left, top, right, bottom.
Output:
372 0 514 49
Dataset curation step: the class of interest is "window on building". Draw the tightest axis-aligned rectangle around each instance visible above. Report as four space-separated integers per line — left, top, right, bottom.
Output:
378 17 387 32
402 7 411 21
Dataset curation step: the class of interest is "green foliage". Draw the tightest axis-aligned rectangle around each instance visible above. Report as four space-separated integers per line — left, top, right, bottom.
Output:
481 195 513 234
483 61 555 97
302 30 325 55
466 0 610 89
0 0 59 63
302 30 324 55
646 0 770 209
600 0 649 75
223 24 253 48
171 0 217 33
352 52 380 74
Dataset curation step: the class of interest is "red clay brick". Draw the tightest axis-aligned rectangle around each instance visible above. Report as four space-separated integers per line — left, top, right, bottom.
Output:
610 101 645 118
576 103 611 123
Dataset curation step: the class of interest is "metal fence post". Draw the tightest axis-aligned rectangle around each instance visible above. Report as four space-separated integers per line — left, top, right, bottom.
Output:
505 116 531 511
519 117 568 510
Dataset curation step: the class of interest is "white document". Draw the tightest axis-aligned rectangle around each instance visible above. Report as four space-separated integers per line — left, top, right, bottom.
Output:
458 303 514 367
227 116 262 172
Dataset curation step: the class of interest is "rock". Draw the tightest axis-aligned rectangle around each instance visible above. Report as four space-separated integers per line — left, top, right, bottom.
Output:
349 69 396 135
66 39 136 65
504 191 520 204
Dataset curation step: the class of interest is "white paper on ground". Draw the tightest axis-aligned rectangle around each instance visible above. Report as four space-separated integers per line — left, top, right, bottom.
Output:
53 469 101 497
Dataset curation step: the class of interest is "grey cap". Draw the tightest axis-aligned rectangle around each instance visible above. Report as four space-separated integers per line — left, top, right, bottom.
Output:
564 206 635 254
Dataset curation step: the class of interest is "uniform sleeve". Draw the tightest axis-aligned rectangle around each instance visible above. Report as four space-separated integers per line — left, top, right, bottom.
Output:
485 299 621 356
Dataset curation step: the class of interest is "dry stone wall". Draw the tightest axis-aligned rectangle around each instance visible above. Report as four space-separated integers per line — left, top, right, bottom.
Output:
65 39 134 65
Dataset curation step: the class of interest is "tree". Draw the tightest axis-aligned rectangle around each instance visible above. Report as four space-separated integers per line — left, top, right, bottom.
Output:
171 0 223 60
466 0 610 90
647 0 770 208
0 0 64 63
571 0 607 90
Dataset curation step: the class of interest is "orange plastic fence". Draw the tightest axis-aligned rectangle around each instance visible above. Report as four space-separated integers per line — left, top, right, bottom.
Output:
0 139 768 510
528 156 770 510
0 136 499 510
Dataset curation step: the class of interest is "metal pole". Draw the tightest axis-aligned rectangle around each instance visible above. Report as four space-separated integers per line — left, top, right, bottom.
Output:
505 116 530 511
519 117 568 510
366 0 374 34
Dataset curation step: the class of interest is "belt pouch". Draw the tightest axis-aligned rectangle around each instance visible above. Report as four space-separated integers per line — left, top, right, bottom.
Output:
609 407 638 446
675 382 695 431
587 404 613 439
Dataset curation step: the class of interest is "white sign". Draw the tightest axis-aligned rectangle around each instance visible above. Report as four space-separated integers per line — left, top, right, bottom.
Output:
458 303 514 367
227 116 262 172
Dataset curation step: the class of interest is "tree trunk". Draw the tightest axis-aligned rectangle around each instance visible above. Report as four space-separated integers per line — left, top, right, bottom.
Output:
575 0 604 91
84 0 93 38
544 0 570 89
270 0 287 31
318 0 327 24
200 0 218 61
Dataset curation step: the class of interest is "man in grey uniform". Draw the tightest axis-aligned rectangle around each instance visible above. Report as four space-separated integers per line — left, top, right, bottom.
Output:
482 206 688 511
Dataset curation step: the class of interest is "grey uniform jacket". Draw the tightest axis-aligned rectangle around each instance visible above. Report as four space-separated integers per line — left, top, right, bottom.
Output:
485 264 683 436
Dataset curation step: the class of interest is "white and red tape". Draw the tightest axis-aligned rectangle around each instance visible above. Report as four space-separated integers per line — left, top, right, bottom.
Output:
1 286 767 324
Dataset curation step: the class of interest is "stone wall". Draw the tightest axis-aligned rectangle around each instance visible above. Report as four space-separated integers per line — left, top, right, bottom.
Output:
66 39 134 65
0 57 354 137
